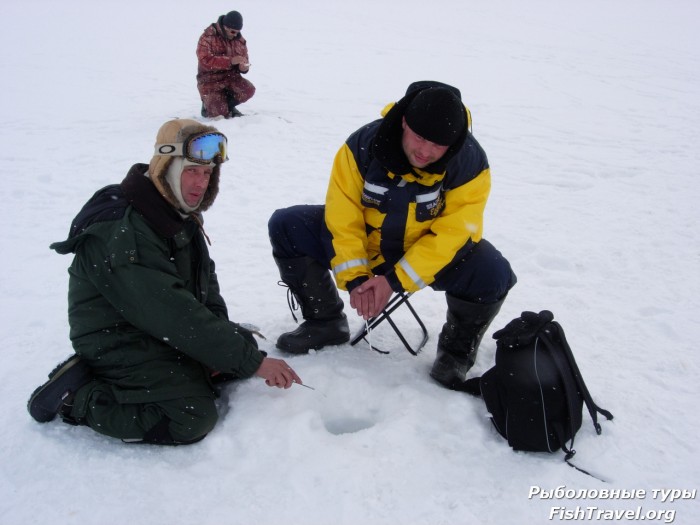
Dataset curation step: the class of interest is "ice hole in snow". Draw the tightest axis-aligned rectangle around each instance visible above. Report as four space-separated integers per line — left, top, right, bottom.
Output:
323 417 375 435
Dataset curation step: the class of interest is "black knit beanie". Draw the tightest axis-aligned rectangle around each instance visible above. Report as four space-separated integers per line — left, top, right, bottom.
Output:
223 11 243 30
404 87 465 146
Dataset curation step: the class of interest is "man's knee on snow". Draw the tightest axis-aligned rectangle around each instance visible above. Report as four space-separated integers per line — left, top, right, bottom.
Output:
433 240 517 303
143 401 218 445
268 205 326 259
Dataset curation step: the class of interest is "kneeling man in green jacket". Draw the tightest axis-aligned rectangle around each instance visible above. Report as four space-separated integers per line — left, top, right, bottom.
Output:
28 118 302 445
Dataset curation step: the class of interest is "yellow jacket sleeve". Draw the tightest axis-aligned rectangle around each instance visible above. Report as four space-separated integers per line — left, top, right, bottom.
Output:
325 144 372 290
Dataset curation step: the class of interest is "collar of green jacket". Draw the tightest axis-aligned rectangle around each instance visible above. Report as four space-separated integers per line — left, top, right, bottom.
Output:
50 164 191 254
121 164 188 237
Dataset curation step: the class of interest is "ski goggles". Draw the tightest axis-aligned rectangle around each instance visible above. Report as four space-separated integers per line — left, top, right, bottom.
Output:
154 131 228 164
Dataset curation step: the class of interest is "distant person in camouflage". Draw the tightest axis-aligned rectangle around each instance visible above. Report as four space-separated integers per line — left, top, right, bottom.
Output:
197 10 255 118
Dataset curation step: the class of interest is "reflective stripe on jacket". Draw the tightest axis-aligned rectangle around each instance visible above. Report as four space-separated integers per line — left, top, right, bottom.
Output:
325 118 490 293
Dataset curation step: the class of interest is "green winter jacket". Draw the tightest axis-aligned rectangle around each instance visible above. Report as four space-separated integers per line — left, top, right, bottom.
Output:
50 165 264 404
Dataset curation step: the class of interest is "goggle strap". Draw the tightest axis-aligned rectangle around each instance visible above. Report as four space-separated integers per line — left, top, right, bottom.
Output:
155 143 185 157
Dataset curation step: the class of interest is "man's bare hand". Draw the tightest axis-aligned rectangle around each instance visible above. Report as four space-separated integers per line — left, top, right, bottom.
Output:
255 357 301 389
349 275 393 320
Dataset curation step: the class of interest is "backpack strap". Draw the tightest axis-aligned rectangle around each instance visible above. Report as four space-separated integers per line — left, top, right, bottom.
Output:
551 421 576 460
540 321 614 434
535 335 581 458
564 455 609 482
457 377 482 396
539 323 613 483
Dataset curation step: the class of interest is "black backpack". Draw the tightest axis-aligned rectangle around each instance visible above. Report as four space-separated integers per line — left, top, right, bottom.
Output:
463 310 613 467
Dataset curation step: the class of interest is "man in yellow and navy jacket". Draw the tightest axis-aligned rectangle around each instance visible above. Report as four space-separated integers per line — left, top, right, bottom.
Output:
268 81 517 389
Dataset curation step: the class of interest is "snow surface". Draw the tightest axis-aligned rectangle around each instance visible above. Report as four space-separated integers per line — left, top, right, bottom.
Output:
1 1 699 523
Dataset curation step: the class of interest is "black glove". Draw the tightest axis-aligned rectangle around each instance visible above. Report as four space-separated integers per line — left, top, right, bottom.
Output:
492 310 554 346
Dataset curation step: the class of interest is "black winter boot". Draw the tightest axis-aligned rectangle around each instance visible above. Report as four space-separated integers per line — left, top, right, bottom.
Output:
275 256 350 354
27 354 94 423
430 294 505 389
227 94 243 118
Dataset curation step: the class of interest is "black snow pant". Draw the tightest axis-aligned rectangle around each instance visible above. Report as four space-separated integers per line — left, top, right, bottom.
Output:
68 380 218 445
268 204 517 303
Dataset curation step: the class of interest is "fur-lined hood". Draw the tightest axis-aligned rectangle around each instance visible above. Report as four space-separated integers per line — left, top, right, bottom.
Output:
148 119 222 214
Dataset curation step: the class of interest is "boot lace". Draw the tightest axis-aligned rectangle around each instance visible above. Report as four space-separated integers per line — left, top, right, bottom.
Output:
278 281 300 323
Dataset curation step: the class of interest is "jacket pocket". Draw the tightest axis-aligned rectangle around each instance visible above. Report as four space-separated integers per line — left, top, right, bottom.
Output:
415 186 444 222
360 181 389 212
